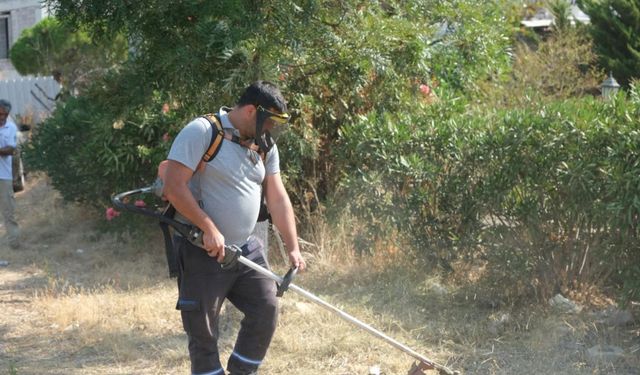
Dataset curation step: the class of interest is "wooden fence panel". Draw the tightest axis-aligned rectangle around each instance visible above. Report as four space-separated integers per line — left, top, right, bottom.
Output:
0 76 60 125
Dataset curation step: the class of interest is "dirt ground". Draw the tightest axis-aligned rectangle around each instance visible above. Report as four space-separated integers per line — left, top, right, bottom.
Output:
1 175 639 374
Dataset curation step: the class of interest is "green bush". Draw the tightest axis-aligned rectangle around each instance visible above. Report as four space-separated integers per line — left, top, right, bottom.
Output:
10 17 127 96
32 0 640 305
23 90 182 208
29 0 518 214
333 95 480 255
335 90 640 304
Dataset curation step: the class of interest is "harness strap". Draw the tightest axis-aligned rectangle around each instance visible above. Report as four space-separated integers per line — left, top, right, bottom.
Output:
197 114 225 172
224 130 260 152
159 205 179 278
199 113 265 162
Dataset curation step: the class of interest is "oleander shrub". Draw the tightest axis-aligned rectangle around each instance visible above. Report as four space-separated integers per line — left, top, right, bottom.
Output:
335 87 640 304
34 0 515 212
23 87 184 207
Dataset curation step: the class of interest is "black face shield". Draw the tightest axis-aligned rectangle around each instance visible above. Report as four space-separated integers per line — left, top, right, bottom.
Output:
255 106 290 154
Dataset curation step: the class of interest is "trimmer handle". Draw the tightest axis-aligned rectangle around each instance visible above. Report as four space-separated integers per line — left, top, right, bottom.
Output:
186 226 205 248
276 267 297 297
220 245 242 269
221 245 297 297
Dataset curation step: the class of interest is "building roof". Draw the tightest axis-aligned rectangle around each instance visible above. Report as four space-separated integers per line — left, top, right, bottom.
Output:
521 1 590 28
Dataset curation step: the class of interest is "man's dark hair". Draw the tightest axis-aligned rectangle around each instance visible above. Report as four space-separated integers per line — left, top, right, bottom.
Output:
0 99 12 113
237 80 287 114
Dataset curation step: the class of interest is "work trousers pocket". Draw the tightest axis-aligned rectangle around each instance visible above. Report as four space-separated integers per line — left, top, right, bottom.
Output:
175 239 233 336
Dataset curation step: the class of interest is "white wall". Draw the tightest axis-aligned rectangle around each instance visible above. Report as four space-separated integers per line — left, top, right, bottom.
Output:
10 6 39 44
0 0 44 79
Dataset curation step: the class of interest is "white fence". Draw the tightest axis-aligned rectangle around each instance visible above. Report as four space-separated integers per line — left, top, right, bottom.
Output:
0 76 61 125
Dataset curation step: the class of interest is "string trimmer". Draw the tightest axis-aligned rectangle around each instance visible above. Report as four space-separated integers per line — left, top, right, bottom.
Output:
112 185 460 375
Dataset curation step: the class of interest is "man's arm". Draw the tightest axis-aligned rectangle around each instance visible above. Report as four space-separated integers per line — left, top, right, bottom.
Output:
264 173 306 271
163 160 226 262
0 145 14 156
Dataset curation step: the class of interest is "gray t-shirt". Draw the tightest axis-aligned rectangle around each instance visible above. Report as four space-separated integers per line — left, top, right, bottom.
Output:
167 108 280 245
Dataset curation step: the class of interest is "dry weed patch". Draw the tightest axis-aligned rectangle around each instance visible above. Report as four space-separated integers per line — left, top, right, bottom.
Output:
2 175 638 374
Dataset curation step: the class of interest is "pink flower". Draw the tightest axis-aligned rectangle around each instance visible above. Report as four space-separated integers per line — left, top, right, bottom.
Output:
106 207 121 221
419 84 431 96
134 199 146 208
162 103 170 114
162 132 171 143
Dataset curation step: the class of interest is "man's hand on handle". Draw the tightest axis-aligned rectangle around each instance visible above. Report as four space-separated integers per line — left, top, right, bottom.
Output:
203 228 226 263
288 248 306 271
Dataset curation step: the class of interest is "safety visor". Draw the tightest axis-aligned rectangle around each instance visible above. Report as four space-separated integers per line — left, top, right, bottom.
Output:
257 105 290 125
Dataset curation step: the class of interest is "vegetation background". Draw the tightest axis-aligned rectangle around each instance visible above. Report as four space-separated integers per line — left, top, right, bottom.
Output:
2 0 640 374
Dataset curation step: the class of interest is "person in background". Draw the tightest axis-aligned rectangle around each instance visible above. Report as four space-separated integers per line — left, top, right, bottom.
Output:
0 99 20 249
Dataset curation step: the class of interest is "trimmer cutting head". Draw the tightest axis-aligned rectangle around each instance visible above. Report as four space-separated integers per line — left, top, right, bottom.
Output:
408 361 461 375
408 361 431 375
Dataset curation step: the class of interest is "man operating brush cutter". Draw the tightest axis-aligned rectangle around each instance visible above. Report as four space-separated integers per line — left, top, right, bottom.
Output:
113 81 458 375
163 81 304 375
116 186 462 375
115 195 459 373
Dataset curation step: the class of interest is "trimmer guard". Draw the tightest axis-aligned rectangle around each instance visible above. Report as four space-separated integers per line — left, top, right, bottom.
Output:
408 361 435 375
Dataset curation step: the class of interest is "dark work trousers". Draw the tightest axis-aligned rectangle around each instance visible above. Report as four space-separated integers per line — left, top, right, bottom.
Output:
174 235 278 375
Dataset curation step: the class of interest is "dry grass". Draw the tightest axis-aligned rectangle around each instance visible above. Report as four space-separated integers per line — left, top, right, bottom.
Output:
1 175 638 374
